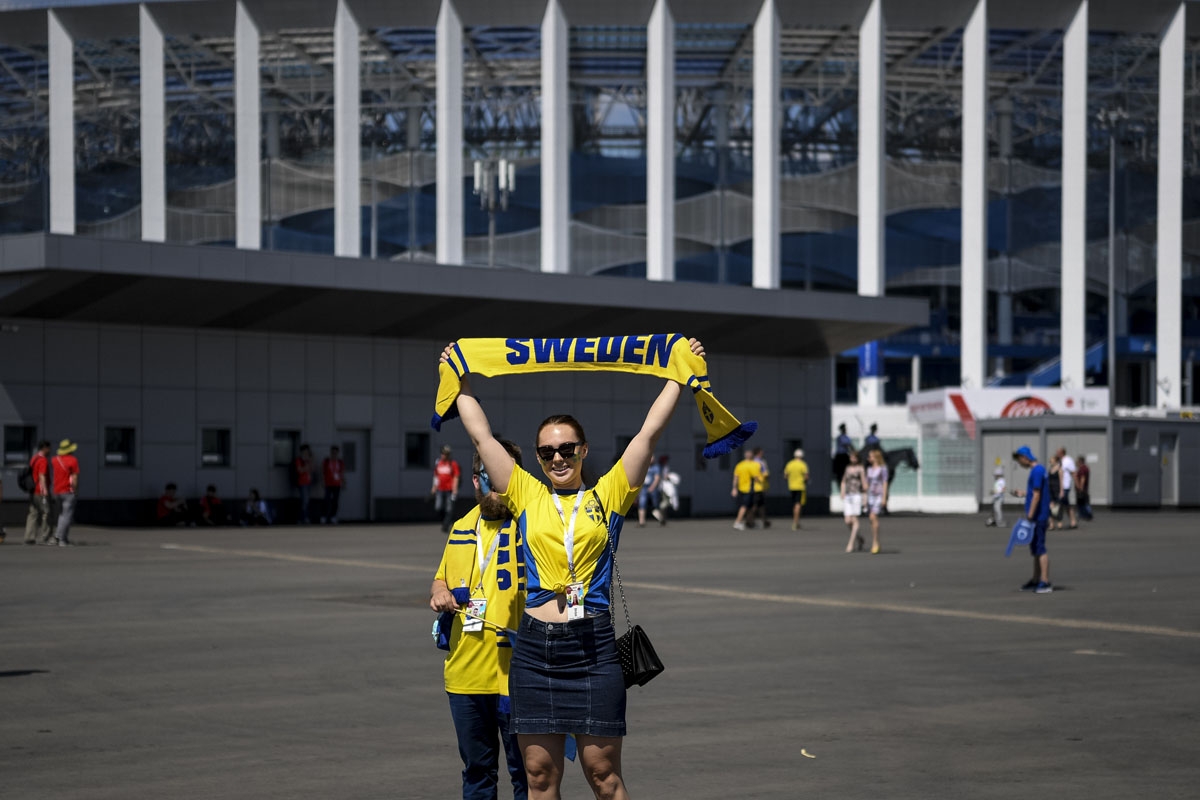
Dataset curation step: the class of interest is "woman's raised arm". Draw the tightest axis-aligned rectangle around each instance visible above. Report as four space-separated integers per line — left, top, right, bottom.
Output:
441 345 515 494
621 338 705 489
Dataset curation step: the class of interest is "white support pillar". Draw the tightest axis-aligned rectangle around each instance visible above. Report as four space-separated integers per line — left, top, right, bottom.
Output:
752 0 780 289
235 1 260 250
334 0 361 257
857 0 885 406
1157 3 1186 408
436 0 464 265
139 6 165 242
960 0 987 389
646 0 674 282
48 10 74 235
541 0 569 273
1060 0 1088 388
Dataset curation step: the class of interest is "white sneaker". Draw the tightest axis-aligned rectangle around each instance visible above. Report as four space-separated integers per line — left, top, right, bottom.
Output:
733 521 746 530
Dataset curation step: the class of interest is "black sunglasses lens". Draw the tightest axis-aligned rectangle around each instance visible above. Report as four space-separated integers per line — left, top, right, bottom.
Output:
538 442 578 461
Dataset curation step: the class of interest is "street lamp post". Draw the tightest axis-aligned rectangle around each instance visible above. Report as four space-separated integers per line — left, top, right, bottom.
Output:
1097 106 1127 405
472 158 516 268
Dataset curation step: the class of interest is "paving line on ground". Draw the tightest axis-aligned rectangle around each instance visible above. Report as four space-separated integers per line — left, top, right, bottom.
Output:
160 544 1200 640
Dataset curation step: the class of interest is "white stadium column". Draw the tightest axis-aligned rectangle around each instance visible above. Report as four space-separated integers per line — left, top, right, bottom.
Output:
48 9 74 235
139 5 165 242
1157 3 1185 408
334 0 361 257
646 0 675 282
235 0 261 250
1060 0 1088 388
857 0 885 406
752 0 780 289
960 0 987 389
436 0 464 265
541 0 569 273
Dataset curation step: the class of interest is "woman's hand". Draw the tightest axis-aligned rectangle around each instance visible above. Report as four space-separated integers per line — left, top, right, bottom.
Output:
689 337 705 358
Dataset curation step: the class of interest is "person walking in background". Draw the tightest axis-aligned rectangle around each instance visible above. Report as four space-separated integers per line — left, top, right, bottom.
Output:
752 447 771 528
841 450 866 552
1075 455 1093 521
1047 455 1064 531
656 455 680 525
836 423 854 456
1011 446 1052 593
985 467 1006 527
431 445 462 533
51 439 80 546
294 444 314 524
24 440 52 544
322 445 345 524
731 448 763 531
1057 448 1078 529
783 448 809 530
429 439 528 800
636 453 663 527
865 449 889 554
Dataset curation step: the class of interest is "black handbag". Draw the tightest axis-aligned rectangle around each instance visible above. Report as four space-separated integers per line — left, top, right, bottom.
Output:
605 516 665 688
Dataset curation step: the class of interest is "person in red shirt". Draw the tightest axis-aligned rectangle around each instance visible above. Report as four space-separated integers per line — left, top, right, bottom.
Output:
322 446 346 524
430 445 461 533
51 439 81 546
199 484 226 526
156 483 190 526
294 444 314 524
24 440 53 544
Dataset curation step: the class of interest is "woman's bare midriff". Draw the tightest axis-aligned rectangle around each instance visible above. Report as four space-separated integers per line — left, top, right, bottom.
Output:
525 595 571 623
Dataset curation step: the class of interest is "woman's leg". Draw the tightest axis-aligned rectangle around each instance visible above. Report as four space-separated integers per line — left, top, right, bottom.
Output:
869 511 881 552
845 515 856 551
576 735 629 800
520 734 566 800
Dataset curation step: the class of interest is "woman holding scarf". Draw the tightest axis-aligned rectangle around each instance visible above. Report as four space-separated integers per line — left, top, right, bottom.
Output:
441 337 704 800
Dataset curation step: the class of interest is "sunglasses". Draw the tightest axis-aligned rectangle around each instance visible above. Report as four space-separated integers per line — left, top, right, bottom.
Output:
536 441 583 462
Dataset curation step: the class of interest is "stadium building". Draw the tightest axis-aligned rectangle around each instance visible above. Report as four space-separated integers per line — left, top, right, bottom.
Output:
1 0 1196 522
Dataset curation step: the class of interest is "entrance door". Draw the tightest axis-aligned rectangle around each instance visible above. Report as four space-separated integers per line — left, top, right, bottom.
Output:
336 429 372 521
1159 433 1178 506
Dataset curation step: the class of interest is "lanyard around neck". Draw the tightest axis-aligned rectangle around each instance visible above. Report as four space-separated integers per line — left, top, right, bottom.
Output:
473 517 502 594
551 488 586 581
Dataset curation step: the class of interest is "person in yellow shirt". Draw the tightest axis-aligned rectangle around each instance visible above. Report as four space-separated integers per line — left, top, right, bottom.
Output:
430 439 528 800
730 448 763 531
783 448 809 530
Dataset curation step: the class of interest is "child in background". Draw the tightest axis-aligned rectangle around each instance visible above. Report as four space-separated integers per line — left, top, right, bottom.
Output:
986 467 1006 527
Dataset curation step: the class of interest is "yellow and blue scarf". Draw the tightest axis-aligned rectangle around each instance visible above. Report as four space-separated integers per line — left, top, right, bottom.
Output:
432 334 756 457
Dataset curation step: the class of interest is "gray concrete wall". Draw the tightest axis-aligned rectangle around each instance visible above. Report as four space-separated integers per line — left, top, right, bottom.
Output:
1 319 832 521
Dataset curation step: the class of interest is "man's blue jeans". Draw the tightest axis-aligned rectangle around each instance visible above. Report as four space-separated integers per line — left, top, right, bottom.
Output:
446 693 527 800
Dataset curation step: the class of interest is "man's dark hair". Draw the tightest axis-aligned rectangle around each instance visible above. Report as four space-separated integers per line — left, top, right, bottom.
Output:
206 484 217 493
474 439 522 475
37 440 51 450
165 482 177 491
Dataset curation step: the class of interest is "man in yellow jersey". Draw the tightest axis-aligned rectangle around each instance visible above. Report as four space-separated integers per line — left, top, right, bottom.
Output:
783 448 810 530
730 448 763 531
430 440 528 800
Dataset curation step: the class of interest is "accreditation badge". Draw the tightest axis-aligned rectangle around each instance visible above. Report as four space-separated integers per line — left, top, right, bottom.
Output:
566 582 585 621
462 598 487 632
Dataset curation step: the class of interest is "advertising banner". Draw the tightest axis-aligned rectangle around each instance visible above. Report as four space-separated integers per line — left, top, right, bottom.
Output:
906 388 1110 437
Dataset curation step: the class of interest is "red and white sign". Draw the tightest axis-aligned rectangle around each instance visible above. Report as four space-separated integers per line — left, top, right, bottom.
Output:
907 388 1110 434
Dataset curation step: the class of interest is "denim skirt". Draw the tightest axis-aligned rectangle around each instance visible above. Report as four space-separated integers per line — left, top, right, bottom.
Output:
510 613 627 737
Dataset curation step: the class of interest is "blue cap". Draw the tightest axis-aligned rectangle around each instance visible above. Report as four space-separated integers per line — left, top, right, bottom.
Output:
1013 446 1036 461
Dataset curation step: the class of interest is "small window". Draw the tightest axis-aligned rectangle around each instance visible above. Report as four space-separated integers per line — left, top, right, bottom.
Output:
341 440 357 472
4 425 36 466
201 428 232 467
405 432 430 469
1120 473 1139 492
273 430 300 467
104 427 136 466
1121 428 1138 450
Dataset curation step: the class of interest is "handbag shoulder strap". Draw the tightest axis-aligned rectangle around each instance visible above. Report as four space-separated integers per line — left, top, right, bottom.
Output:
595 490 633 634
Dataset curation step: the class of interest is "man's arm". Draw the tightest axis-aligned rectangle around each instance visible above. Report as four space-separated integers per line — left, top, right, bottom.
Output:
1027 487 1041 520
430 578 459 612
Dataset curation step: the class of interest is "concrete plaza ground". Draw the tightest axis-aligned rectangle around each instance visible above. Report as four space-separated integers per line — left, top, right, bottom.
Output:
3 509 1199 799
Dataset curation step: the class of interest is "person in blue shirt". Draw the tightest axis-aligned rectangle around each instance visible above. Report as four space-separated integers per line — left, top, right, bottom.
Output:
864 423 881 451
836 423 855 455
1011 446 1052 594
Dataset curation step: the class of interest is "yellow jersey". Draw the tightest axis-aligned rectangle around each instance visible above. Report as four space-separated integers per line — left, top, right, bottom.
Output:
783 458 809 491
500 460 638 614
434 506 525 694
733 459 763 494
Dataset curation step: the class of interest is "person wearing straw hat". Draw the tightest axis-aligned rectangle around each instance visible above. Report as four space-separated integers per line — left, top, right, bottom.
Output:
51 439 81 546
430 439 528 800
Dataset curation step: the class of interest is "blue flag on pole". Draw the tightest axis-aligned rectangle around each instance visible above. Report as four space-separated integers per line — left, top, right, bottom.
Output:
1005 519 1035 558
